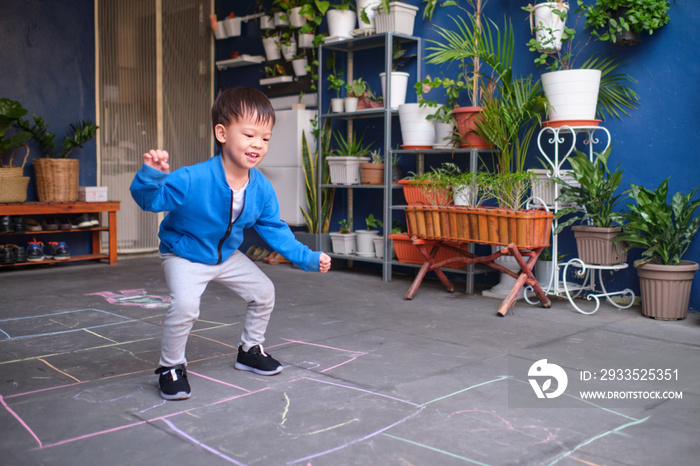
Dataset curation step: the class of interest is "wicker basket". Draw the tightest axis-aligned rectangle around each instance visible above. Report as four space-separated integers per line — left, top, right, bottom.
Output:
0 145 31 202
33 158 80 202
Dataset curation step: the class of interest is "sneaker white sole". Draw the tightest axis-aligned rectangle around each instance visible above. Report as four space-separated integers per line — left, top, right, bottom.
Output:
234 362 283 376
160 390 191 400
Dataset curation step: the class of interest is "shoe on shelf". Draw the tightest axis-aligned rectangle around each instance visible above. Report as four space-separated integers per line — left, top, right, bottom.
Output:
42 217 59 231
90 215 100 227
12 217 26 233
47 241 70 260
25 218 42 232
235 344 283 376
0 216 13 234
26 239 45 261
0 246 11 264
75 213 94 229
58 217 72 230
6 244 26 263
155 365 191 400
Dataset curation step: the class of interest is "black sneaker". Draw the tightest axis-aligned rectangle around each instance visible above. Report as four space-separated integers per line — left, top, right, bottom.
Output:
0 246 11 264
235 345 283 376
7 244 26 263
155 365 191 400
26 239 45 261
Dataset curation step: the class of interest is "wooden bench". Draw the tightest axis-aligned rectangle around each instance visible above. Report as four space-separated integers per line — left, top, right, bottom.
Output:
0 201 120 266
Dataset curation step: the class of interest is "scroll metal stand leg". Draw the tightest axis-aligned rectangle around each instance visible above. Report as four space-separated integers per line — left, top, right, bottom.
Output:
562 259 635 315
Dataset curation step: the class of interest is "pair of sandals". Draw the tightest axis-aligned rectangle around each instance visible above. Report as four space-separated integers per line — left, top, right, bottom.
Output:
245 245 290 264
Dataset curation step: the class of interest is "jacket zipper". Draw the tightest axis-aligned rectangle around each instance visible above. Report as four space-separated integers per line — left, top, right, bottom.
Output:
216 188 246 264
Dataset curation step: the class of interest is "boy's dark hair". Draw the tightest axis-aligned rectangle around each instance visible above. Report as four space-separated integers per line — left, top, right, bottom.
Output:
212 87 276 151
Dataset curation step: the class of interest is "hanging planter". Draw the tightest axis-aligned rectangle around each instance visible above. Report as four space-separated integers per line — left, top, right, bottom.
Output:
262 36 281 61
532 2 569 52
280 40 297 61
298 33 315 48
292 57 308 77
260 15 275 30
274 11 289 27
288 7 307 28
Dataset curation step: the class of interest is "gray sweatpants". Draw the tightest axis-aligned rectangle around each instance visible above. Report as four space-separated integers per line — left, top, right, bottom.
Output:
158 250 275 367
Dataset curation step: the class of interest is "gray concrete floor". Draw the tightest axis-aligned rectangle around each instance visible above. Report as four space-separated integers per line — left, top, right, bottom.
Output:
1 255 698 466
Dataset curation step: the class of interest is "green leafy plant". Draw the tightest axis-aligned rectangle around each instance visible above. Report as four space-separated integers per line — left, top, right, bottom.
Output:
18 116 98 159
338 218 352 234
345 78 367 97
332 130 374 157
300 118 334 233
554 147 625 233
0 98 31 162
577 0 670 44
326 56 345 99
615 179 700 266
365 213 380 230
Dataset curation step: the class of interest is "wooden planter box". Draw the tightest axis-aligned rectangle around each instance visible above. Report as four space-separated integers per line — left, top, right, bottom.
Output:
388 233 466 268
404 205 553 249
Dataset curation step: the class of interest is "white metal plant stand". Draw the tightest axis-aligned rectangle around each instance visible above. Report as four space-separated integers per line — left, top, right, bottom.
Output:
523 124 634 313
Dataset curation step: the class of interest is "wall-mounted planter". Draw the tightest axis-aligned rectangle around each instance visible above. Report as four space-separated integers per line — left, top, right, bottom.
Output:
274 11 289 27
260 15 274 29
259 75 294 86
262 36 281 61
281 41 297 61
532 2 569 52
288 7 306 28
292 57 308 77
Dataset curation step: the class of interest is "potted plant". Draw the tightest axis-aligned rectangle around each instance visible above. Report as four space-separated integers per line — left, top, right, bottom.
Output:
327 0 356 39
523 2 641 123
0 98 32 203
262 30 282 61
329 218 357 255
300 119 334 238
373 219 401 259
615 179 700 320
359 149 384 185
19 115 98 202
379 42 411 109
327 55 346 112
327 129 373 184
291 52 309 77
280 32 298 60
344 78 367 112
356 213 380 257
356 81 384 109
372 1 419 36
554 146 627 265
357 0 382 29
577 0 671 46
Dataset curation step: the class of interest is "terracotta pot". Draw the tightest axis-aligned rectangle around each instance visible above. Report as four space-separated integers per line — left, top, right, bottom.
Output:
452 106 491 149
572 225 627 265
398 179 452 206
360 163 384 185
637 261 698 320
388 233 465 268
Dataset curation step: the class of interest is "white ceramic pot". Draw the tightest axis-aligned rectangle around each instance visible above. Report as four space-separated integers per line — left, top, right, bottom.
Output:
434 121 453 148
453 183 478 206
356 0 382 28
281 41 297 61
292 57 308 77
327 9 357 38
533 2 569 52
298 33 315 48
262 36 281 61
274 11 289 27
260 15 274 30
331 97 345 113
356 230 379 257
288 7 306 28
222 17 242 37
398 103 436 147
344 96 359 112
379 71 409 109
541 69 601 121
329 232 357 255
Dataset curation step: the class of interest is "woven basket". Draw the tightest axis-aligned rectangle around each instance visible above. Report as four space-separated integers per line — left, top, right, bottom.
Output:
0 145 31 202
33 158 80 202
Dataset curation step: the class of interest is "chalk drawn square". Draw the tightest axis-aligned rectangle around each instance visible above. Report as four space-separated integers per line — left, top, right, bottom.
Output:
0 309 133 340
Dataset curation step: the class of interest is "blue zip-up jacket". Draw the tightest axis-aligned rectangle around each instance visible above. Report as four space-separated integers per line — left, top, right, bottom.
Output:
130 155 321 271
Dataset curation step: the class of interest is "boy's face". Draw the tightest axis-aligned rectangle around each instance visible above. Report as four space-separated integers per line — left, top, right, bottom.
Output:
215 112 273 172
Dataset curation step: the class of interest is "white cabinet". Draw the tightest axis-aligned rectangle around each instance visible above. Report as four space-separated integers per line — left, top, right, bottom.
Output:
257 108 315 226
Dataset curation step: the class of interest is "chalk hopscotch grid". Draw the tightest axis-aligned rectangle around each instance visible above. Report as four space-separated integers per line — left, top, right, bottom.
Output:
0 311 651 465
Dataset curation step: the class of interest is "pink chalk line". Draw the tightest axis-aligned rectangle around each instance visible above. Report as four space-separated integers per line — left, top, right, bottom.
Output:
31 387 270 450
162 418 245 465
188 370 251 392
279 338 368 356
1 395 43 448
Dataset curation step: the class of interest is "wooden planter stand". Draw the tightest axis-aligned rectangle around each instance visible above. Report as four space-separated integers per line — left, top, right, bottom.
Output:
402 205 554 316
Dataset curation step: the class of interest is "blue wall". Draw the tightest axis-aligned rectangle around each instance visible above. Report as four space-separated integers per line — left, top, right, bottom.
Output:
4 0 699 308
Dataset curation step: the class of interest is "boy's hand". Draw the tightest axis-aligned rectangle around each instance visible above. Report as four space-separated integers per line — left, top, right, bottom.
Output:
143 149 170 173
319 253 331 273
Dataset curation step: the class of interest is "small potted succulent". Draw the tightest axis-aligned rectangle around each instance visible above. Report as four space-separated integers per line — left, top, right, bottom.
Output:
329 218 356 255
